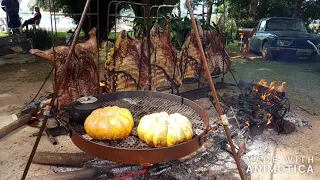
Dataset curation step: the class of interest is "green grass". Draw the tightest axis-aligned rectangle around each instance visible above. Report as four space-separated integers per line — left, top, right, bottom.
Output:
224 41 320 114
55 31 85 38
107 31 134 40
108 33 118 40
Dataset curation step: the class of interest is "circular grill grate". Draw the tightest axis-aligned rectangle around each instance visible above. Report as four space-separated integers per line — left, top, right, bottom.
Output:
71 96 206 150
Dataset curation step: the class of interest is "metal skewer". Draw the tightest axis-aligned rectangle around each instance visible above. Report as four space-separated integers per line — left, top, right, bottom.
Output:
185 0 245 179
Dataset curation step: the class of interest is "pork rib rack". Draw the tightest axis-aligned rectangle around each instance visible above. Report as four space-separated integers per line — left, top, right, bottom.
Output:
30 28 100 109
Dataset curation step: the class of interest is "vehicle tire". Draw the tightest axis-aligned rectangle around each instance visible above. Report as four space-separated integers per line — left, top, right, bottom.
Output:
262 42 273 60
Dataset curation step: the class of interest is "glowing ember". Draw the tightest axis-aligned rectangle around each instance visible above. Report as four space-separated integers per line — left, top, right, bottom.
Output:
114 169 147 180
37 110 42 115
31 116 37 121
141 163 153 167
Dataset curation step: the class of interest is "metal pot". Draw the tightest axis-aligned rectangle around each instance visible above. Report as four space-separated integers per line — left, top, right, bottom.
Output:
69 96 102 125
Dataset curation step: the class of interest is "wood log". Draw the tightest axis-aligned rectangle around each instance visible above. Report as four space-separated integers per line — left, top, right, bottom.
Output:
0 111 34 139
26 168 96 180
178 138 214 162
26 164 127 180
32 152 95 167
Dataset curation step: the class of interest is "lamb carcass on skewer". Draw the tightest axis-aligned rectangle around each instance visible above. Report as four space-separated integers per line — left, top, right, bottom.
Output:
149 19 182 90
180 20 231 84
204 30 232 75
105 31 149 91
30 28 99 109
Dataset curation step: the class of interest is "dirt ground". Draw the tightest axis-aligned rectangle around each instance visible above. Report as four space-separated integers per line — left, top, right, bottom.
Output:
0 48 320 179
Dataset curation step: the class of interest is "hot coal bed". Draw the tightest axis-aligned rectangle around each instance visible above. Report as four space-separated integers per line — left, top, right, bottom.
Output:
43 80 311 180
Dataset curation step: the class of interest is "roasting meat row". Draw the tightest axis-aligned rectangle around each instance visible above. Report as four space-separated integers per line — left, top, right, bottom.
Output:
28 21 231 109
106 19 231 91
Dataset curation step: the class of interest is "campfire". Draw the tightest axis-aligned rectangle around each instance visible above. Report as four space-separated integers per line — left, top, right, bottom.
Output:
225 79 291 134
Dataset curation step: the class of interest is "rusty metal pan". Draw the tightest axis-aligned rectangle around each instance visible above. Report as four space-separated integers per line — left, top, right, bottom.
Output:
69 91 215 164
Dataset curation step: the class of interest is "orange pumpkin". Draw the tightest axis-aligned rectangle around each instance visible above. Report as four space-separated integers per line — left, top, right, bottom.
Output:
84 106 134 140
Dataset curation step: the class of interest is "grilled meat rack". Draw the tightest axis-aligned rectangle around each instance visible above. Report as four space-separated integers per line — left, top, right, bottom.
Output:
69 91 216 164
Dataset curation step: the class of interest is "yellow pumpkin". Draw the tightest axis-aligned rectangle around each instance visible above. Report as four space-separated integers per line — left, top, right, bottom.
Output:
137 112 193 147
84 106 134 140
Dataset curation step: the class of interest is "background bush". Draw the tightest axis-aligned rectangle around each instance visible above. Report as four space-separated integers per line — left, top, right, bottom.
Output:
23 28 53 50
236 18 258 28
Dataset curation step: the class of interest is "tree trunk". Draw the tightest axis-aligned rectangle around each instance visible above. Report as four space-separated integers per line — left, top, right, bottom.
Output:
292 0 304 18
249 0 258 19
206 2 213 25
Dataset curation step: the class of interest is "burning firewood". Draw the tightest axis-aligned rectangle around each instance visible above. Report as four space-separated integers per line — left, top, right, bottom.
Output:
30 28 100 109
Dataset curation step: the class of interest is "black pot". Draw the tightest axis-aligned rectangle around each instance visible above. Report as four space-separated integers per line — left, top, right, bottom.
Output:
69 96 102 125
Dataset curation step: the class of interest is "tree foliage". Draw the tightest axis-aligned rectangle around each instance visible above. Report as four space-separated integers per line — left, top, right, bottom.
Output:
228 0 319 22
32 0 179 39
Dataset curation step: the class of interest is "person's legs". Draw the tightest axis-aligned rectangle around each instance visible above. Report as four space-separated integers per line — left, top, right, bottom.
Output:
22 19 35 31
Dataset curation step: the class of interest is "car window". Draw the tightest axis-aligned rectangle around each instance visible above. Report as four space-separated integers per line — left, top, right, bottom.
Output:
265 18 307 32
258 21 266 31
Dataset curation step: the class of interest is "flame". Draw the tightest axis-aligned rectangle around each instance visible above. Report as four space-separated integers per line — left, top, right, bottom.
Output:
100 81 106 87
277 82 286 92
267 113 272 125
255 79 286 93
254 79 286 102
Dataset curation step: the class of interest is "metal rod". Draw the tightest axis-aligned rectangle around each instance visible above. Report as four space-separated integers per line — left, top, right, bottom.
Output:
221 0 226 84
185 1 245 180
97 0 100 81
21 0 92 179
146 0 152 90
52 0 59 109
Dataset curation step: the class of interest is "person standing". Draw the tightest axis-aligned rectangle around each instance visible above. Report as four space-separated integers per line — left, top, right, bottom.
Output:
21 7 42 31
1 0 21 34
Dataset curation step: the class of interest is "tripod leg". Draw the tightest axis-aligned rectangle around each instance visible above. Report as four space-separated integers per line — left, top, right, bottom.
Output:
21 117 48 180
